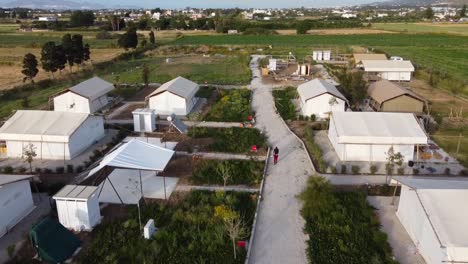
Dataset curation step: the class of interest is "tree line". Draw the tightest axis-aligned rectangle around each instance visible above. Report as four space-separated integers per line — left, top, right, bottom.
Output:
22 34 91 82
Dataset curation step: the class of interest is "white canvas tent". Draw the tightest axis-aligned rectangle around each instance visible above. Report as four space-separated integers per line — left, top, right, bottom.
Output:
328 112 428 162
297 79 348 118
394 177 468 264
0 110 105 160
362 60 415 81
0 175 34 238
53 77 115 113
86 139 175 203
146 76 199 116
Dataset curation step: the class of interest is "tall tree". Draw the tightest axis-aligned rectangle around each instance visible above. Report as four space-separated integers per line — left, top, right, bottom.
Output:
149 30 155 44
118 26 138 50
21 53 38 83
62 33 74 71
70 10 95 27
460 4 466 17
71 34 85 68
141 64 150 87
424 6 434 19
22 143 37 173
40 42 59 78
83 43 91 63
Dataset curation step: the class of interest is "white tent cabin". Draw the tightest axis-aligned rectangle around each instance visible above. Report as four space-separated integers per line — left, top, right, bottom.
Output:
297 79 348 119
53 185 101 232
0 175 34 238
0 110 105 160
394 177 468 264
146 77 199 116
362 60 415 81
328 112 428 162
83 139 177 204
53 77 115 113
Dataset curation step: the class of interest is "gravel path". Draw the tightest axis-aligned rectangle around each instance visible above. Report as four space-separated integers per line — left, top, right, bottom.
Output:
248 56 314 264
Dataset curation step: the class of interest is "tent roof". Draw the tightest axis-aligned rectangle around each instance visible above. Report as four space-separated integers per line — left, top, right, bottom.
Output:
353 53 387 63
146 76 199 100
297 79 348 103
396 178 468 256
362 60 415 72
0 174 33 186
68 77 114 101
0 110 90 143
88 139 175 176
53 185 98 201
368 80 426 104
30 217 81 263
330 111 428 144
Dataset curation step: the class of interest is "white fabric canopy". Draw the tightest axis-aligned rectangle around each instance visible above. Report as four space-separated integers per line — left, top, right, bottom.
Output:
330 112 428 145
88 139 174 176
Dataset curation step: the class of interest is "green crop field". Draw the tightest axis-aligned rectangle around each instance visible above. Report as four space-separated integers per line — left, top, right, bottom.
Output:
372 23 468 36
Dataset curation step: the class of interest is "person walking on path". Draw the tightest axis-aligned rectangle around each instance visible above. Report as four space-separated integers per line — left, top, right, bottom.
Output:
273 146 279 165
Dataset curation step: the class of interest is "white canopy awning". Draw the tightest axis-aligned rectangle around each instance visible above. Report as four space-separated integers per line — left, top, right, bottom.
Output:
88 139 174 176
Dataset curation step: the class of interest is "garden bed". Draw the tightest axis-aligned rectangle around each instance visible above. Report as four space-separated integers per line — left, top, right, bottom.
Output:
191 159 265 186
75 191 257 264
300 177 397 264
272 87 298 121
203 89 252 122
184 127 268 155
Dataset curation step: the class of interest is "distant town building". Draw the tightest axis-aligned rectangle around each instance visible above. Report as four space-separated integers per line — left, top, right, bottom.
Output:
38 16 58 22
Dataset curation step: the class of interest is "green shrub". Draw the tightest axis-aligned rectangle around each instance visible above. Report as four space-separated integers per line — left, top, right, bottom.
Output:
204 89 252 122
330 166 337 174
303 127 326 172
413 168 419 175
273 88 297 121
17 167 27 173
310 114 316 122
195 86 216 98
3 166 13 174
341 165 347 174
370 165 378 174
445 167 451 175
76 166 84 173
66 164 74 173
7 244 15 258
397 167 405 175
56 167 65 174
192 159 264 186
35 167 42 174
351 166 360 175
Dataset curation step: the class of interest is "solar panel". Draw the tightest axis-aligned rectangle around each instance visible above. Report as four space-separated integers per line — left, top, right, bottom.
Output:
171 116 188 134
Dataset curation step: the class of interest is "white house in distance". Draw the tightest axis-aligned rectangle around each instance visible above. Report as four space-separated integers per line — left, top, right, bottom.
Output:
395 177 468 264
0 175 35 238
328 112 428 162
53 77 115 114
298 79 348 118
362 60 415 81
0 110 104 160
53 185 101 232
146 76 199 116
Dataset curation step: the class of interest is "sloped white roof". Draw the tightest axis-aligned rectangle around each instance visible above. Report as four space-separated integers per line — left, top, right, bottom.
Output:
0 110 91 143
68 77 114 101
53 185 98 201
0 174 33 186
396 177 468 261
88 139 174 176
147 76 199 100
297 79 347 103
330 111 427 144
362 60 415 72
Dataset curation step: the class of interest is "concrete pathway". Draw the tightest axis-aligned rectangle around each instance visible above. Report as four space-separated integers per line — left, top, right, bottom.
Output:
176 184 259 193
248 55 314 264
176 151 267 161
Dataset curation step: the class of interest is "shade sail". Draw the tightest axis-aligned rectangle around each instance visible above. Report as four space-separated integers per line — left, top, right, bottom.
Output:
88 139 174 176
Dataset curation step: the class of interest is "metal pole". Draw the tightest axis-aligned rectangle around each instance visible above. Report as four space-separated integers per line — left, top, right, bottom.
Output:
163 170 167 200
107 177 124 204
391 180 399 206
139 170 143 198
456 133 462 155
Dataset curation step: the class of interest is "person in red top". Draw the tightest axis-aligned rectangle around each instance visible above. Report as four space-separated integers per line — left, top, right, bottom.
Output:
273 146 279 165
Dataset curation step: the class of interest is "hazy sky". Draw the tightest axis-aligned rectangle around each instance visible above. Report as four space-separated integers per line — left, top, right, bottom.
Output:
92 0 383 8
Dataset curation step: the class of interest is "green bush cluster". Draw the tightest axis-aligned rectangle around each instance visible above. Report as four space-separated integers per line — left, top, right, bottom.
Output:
299 177 397 264
192 159 264 186
76 191 256 264
304 127 326 172
273 87 297 121
204 89 252 122
189 127 267 154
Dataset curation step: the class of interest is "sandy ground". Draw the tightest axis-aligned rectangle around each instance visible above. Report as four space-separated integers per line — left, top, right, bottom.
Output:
248 55 314 264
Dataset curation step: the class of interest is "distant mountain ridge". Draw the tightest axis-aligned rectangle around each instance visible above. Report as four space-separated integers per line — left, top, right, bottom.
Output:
0 0 142 9
367 0 466 6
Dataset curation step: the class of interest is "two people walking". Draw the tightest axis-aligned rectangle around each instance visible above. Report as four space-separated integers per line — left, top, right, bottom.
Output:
273 146 279 165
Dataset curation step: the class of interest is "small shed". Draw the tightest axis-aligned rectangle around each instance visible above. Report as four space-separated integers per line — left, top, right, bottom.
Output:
362 60 415 81
53 185 101 231
0 110 105 160
395 177 468 264
328 112 428 162
297 79 348 118
368 80 426 113
146 77 199 116
133 108 156 132
53 77 115 113
0 174 34 238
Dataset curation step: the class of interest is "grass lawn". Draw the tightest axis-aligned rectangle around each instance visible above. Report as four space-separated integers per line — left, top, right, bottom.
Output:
76 191 257 264
188 127 268 154
300 177 397 264
204 89 252 122
372 23 468 36
433 125 468 168
272 87 298 121
192 159 265 186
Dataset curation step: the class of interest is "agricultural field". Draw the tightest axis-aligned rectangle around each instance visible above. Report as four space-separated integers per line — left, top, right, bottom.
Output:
372 22 468 36
192 159 265 186
204 89 253 122
300 177 397 264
